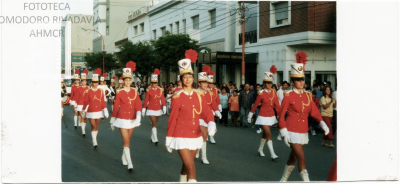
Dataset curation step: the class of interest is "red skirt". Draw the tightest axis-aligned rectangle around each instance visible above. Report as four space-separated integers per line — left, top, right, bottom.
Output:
322 116 334 140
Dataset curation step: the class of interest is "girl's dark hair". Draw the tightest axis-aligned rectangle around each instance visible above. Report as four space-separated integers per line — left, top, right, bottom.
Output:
323 86 333 99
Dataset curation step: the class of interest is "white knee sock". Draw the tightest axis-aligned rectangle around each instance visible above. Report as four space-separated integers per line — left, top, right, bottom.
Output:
74 116 77 126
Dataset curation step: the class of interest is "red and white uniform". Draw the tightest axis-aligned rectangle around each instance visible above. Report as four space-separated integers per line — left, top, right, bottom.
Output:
83 88 107 119
250 89 280 126
209 87 221 110
76 85 90 111
70 84 80 106
173 86 183 93
143 87 166 116
198 89 219 127
166 89 215 150
278 89 322 144
112 88 142 129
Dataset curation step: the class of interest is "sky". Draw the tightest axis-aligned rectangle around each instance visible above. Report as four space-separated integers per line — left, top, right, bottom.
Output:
61 0 93 17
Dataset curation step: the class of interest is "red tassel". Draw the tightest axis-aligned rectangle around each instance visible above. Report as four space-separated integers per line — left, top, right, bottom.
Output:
209 71 215 75
202 65 210 74
126 61 136 72
154 68 160 75
83 69 89 75
270 65 277 74
185 49 198 63
75 69 80 74
95 68 102 75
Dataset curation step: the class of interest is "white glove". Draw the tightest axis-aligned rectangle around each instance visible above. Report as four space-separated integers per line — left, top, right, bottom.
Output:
110 117 116 124
212 110 215 116
110 124 115 131
165 137 173 153
142 108 146 117
218 104 222 112
320 121 330 136
280 128 291 148
215 111 222 119
136 111 141 123
208 121 217 136
103 108 109 118
82 110 86 118
247 112 254 124
163 106 166 114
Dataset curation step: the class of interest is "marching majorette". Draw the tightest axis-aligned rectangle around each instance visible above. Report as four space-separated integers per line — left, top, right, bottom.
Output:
76 69 90 137
110 61 142 171
70 69 81 129
165 49 217 182
247 65 280 160
109 76 117 110
142 68 167 145
207 70 220 144
118 77 124 89
195 65 222 165
278 51 330 182
99 73 112 102
61 77 67 119
82 68 109 149
173 75 183 93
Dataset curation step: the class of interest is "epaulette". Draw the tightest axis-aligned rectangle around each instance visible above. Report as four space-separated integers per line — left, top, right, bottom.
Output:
84 89 89 93
193 89 204 95
116 88 122 94
207 89 213 95
172 90 183 99
284 90 293 96
258 90 264 95
158 87 164 91
131 87 138 92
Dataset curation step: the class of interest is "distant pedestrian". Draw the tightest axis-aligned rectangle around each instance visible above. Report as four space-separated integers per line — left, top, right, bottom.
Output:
320 86 336 148
219 88 229 126
313 84 323 99
229 90 240 127
239 84 253 128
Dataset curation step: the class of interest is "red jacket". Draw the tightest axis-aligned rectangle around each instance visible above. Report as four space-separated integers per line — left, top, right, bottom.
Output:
202 89 219 112
279 90 323 133
77 86 90 105
143 87 166 110
167 89 214 138
112 88 142 120
70 84 80 102
173 86 182 93
250 89 280 117
83 88 107 113
209 87 221 105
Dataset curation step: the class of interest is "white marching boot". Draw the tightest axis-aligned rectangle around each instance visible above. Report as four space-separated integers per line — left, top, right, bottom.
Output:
267 140 279 160
258 138 266 157
81 123 86 137
121 149 128 166
123 147 134 171
74 116 78 128
179 175 187 182
187 179 197 183
91 131 98 148
299 169 310 182
152 127 159 145
280 165 295 182
209 136 216 144
201 143 210 164
195 148 200 158
78 116 81 126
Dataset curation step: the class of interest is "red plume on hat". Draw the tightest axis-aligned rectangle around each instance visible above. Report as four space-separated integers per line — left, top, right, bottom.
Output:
185 49 198 63
112 76 116 79
202 65 210 74
270 65 277 74
94 68 102 75
126 61 136 72
102 73 107 78
119 77 123 80
75 69 80 74
154 68 160 75
295 51 308 70
209 70 215 75
83 69 89 75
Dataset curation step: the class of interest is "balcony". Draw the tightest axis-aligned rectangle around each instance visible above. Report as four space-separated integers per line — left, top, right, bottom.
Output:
239 30 257 45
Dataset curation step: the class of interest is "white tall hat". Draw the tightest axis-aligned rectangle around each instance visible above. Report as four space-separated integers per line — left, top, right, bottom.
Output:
178 59 193 76
151 74 158 83
263 72 274 82
123 68 132 79
290 63 305 78
92 74 99 81
198 72 208 82
118 77 123 83
207 71 215 83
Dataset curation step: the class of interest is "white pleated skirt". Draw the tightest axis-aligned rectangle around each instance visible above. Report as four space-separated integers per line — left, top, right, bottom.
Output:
70 100 76 106
86 111 103 119
199 119 208 127
113 118 140 129
255 116 277 126
288 131 309 145
146 109 162 116
167 136 203 150
76 105 83 112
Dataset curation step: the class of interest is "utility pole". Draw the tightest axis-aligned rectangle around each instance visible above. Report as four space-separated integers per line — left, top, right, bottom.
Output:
241 1 246 85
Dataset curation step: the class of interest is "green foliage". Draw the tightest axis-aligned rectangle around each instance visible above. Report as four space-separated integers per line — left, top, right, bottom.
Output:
115 40 156 82
151 31 199 73
84 52 118 74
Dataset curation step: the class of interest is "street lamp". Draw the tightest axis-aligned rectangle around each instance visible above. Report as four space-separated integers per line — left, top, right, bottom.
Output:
82 27 105 74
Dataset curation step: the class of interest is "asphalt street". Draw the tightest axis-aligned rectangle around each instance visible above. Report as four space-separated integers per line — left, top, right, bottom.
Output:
62 102 336 182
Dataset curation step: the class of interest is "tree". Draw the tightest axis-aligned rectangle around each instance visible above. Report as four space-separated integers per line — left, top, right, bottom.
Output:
84 52 119 74
115 40 156 82
152 31 200 75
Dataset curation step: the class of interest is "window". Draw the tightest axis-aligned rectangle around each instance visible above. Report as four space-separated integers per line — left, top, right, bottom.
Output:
153 30 156 39
140 23 144 33
106 26 109 35
192 15 199 30
106 8 109 19
161 27 166 36
169 24 173 32
270 1 291 28
175 21 180 34
209 9 216 28
183 19 186 34
134 25 138 35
